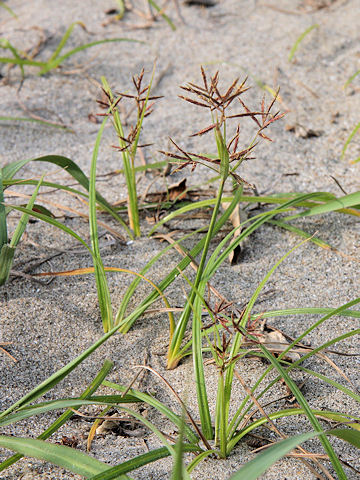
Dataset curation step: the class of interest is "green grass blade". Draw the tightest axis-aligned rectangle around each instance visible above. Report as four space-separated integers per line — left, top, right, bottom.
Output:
9 176 43 248
228 408 360 452
2 155 90 186
341 121 360 163
2 155 132 236
170 412 186 480
113 405 177 456
89 445 199 480
228 431 317 479
0 167 7 246
344 69 360 88
0 38 26 78
40 38 142 75
0 318 132 421
203 194 324 287
4 204 92 252
296 365 360 404
227 299 360 442
116 227 203 322
0 55 44 66
0 436 114 478
224 238 312 430
167 176 227 370
329 428 360 448
47 22 83 63
267 219 334 250
148 0 176 30
148 191 339 236
276 297 360 363
257 344 347 478
288 24 319 62
0 176 43 285
3 178 86 197
0 115 73 131
187 450 216 473
192 293 212 439
180 306 360 360
148 198 221 235
285 191 360 219
0 360 113 472
0 245 15 285
89 116 113 332
290 328 360 369
0 396 141 428
0 1 18 18
254 307 360 320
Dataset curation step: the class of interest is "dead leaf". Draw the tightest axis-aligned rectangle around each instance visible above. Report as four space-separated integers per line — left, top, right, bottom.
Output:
221 202 248 264
146 178 187 203
168 178 187 201
88 113 100 124
259 329 301 362
96 413 147 437
285 123 323 138
60 435 79 448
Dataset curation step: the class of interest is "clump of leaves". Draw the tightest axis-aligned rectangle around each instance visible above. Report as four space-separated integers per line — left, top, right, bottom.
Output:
0 155 129 287
0 21 139 81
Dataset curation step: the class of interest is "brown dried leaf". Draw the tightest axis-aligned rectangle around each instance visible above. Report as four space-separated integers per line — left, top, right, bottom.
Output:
168 178 187 201
222 203 248 264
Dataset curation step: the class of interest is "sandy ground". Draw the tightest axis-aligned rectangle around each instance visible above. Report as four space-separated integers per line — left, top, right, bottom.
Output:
0 0 359 478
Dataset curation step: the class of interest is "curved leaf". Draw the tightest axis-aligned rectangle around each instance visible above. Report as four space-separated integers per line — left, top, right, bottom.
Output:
0 436 112 478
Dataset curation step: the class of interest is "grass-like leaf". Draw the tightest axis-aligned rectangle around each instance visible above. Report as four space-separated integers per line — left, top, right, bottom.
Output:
0 360 114 472
229 428 360 480
0 1 17 18
288 24 319 62
2 155 132 236
148 0 176 31
229 431 316 479
0 436 116 478
39 37 141 75
0 167 6 247
89 115 114 332
286 190 360 219
0 396 143 429
88 445 199 480
0 176 43 285
341 121 360 164
0 116 73 131
258 344 346 478
344 69 360 88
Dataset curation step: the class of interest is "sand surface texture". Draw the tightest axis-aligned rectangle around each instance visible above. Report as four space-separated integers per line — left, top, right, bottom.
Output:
1 0 359 479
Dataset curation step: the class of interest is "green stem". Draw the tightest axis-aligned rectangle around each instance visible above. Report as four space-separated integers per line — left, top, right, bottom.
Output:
167 177 226 369
219 371 227 458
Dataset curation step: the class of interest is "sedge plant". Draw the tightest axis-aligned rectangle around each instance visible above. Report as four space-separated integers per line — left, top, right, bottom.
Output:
1 74 360 476
99 67 160 237
157 68 284 369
